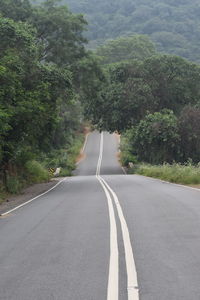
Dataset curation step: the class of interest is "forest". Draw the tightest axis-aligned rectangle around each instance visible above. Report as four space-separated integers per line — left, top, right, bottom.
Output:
0 0 105 195
64 0 200 63
91 36 200 169
0 0 200 198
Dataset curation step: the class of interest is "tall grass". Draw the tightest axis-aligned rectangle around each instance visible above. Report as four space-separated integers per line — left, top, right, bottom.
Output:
25 160 50 183
0 133 85 201
131 163 200 185
42 133 84 177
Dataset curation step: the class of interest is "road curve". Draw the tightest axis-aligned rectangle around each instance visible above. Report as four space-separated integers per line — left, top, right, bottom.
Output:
0 131 200 300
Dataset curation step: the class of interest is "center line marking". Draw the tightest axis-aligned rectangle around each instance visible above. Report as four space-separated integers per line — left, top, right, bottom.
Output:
96 132 119 300
96 132 139 300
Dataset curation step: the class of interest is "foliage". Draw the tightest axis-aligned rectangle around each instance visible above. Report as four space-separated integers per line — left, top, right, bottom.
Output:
89 54 200 132
6 176 22 194
131 162 200 185
117 129 137 167
72 52 107 124
43 131 84 176
178 106 200 163
0 0 103 195
127 110 180 164
96 35 156 64
64 0 200 63
31 1 88 66
25 160 50 183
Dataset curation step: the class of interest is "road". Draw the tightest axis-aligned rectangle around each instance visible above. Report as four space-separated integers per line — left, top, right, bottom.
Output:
1 131 200 300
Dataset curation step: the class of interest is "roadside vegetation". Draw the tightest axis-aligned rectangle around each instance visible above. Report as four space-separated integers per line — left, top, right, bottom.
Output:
64 0 200 63
128 163 200 186
1 0 200 201
0 0 105 201
85 35 200 185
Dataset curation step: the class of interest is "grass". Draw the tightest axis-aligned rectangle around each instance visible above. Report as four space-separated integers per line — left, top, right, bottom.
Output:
0 184 8 205
0 132 86 203
42 132 85 177
25 160 50 184
59 135 84 176
130 163 200 185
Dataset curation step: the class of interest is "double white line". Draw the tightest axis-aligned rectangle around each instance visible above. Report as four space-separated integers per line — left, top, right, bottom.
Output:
96 132 139 300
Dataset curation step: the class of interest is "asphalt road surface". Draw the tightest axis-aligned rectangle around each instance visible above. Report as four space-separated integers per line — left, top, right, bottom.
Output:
1 131 200 300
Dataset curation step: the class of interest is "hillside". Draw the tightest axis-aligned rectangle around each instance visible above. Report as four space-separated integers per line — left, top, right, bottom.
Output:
63 0 200 63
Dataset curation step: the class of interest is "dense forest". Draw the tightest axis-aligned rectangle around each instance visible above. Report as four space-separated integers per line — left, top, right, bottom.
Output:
63 0 200 63
0 0 105 194
89 37 200 165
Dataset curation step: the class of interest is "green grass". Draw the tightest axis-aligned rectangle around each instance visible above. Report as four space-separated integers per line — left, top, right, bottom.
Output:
42 132 84 177
130 163 200 185
0 133 85 202
25 160 50 184
0 184 8 204
58 134 84 176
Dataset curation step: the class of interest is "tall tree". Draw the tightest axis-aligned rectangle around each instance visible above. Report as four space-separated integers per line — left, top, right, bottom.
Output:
31 0 88 66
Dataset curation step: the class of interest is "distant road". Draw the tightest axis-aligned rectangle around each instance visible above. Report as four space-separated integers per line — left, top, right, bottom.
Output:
1 131 200 299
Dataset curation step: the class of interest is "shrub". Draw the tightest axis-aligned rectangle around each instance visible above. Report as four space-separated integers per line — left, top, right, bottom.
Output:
6 176 22 194
25 160 50 183
120 151 137 167
132 162 200 185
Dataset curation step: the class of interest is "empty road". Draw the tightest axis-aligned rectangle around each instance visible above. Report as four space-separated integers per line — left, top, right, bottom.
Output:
0 131 200 300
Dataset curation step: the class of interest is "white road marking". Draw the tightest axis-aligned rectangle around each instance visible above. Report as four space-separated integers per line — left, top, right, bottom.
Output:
0 178 67 216
96 132 139 300
1 134 90 216
98 176 119 300
96 133 119 300
100 177 139 300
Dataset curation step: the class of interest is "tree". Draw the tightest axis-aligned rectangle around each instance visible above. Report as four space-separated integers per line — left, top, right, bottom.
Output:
96 35 156 64
0 0 32 22
63 0 200 63
0 16 75 184
89 54 200 133
178 106 200 163
143 55 200 113
72 52 107 125
31 0 88 66
129 110 180 164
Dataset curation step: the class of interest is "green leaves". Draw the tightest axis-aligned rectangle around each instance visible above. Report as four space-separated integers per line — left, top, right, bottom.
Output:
128 110 180 164
63 0 200 63
96 35 156 64
31 1 87 66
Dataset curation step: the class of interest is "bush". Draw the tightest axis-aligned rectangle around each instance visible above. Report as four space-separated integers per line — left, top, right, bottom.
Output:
42 133 84 177
6 176 22 194
25 160 50 183
132 162 200 185
120 151 137 167
130 110 180 164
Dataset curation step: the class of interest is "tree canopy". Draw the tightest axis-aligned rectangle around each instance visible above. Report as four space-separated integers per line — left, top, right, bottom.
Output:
96 35 156 64
63 0 200 63
0 0 106 191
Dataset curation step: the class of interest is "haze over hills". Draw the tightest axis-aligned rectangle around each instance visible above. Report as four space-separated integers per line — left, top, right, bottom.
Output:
61 0 200 63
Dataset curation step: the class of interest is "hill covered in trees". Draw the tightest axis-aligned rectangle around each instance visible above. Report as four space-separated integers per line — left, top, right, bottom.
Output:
1 0 200 196
63 0 200 63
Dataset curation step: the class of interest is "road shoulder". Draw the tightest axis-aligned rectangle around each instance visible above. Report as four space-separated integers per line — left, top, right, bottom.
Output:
0 179 60 215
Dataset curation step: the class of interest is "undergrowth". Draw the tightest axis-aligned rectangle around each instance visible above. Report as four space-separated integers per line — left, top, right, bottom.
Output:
42 133 84 177
130 162 200 185
0 132 85 200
